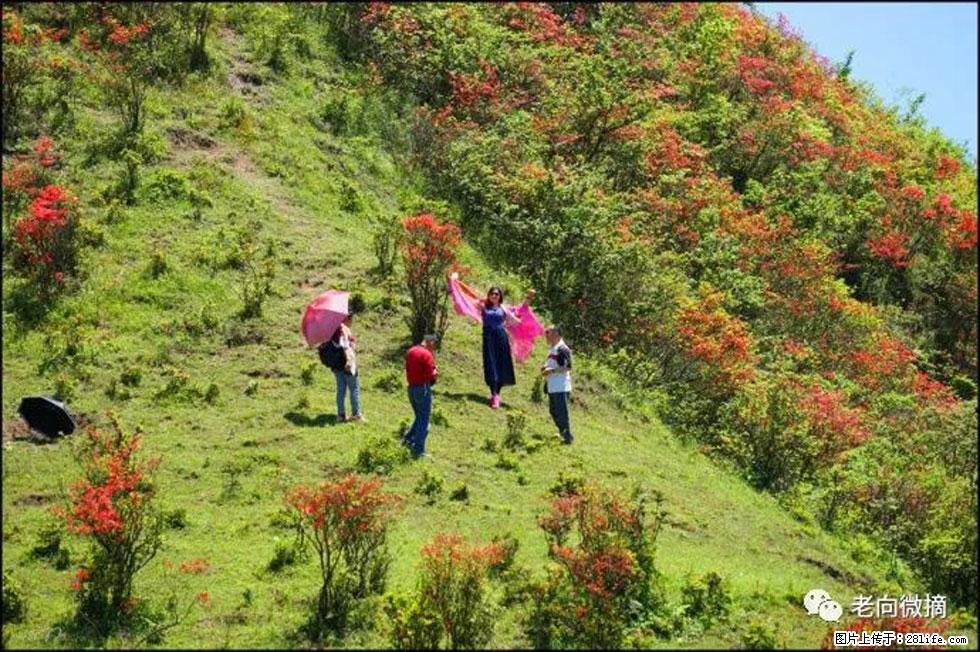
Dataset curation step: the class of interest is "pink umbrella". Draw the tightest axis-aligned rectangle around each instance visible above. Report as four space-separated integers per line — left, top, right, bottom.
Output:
301 290 350 347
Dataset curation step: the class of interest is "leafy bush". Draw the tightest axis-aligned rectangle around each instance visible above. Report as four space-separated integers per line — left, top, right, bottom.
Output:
300 361 317 386
431 408 449 427
503 411 527 450
286 475 399 638
356 436 410 476
448 482 469 502
372 215 400 277
163 507 188 530
741 620 780 649
414 470 444 503
388 534 504 649
267 539 298 573
2 569 26 624
31 519 71 569
239 238 277 319
373 370 402 393
548 471 585 497
680 571 732 625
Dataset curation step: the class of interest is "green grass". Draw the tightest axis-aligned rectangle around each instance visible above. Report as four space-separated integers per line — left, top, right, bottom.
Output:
1 27 925 649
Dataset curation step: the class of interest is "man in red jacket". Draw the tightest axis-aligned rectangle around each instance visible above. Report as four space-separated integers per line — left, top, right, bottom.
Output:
403 334 438 458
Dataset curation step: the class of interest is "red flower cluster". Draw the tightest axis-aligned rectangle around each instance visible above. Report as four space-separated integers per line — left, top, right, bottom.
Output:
866 228 911 268
12 184 76 282
70 567 91 591
61 428 147 538
180 558 211 574
505 3 587 48
286 474 399 536
448 60 500 111
400 214 463 285
421 533 505 569
801 384 870 462
676 296 755 394
911 371 957 408
847 335 916 392
102 16 150 46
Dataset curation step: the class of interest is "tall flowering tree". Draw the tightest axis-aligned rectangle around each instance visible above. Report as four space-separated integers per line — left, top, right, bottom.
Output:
399 213 462 344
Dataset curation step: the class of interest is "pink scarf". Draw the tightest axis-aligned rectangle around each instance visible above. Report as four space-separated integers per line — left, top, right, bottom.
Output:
448 275 545 363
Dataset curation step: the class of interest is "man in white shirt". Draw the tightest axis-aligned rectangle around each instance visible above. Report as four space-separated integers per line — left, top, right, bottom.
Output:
541 326 573 445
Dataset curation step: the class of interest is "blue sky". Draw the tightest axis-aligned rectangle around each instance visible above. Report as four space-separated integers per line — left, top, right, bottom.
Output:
756 2 978 159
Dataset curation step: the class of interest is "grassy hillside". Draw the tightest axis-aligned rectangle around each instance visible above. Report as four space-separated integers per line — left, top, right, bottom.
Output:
0 20 919 650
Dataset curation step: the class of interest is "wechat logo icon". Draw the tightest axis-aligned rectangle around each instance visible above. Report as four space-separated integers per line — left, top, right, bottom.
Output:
804 589 843 622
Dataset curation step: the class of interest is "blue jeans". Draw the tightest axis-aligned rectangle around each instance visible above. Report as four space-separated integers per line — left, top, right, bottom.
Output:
548 391 573 443
405 384 432 457
333 370 360 418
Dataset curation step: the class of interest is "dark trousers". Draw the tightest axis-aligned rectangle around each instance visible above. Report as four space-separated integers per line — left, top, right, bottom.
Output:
404 384 432 457
548 391 573 443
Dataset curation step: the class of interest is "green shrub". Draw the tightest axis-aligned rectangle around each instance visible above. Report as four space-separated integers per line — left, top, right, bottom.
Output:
163 508 188 530
374 370 402 393
244 379 259 396
741 620 780 649
202 382 220 404
385 593 442 650
300 361 317 386
53 372 76 403
680 571 731 624
219 96 249 130
414 470 444 503
372 215 400 277
448 482 469 502
120 365 143 387
549 470 585 497
141 167 192 203
494 452 520 472
147 250 168 278
503 412 527 450
31 520 70 569
267 539 298 573
530 376 544 404
480 438 498 453
431 408 449 428
356 436 410 476
2 569 26 624
239 238 277 319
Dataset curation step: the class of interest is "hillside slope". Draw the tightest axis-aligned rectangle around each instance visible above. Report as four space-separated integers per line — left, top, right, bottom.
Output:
0 18 947 650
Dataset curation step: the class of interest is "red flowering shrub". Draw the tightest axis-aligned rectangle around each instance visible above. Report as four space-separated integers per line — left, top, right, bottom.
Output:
2 134 61 227
10 183 80 297
672 293 755 397
526 483 666 649
801 384 870 464
286 474 399 638
399 213 462 344
53 415 163 630
387 534 505 649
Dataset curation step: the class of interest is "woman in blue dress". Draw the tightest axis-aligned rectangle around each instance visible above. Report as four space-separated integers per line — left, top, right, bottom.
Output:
477 286 532 409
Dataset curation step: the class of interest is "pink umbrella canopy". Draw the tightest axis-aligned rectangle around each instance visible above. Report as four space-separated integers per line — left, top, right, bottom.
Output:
301 290 350 347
